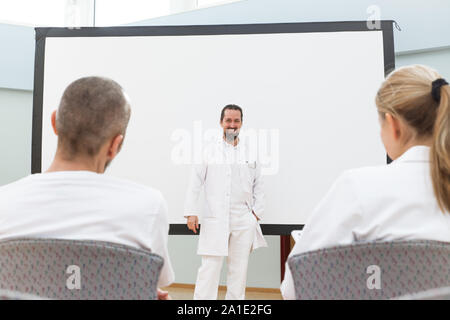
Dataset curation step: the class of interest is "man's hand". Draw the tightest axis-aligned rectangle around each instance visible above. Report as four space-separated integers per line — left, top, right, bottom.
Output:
157 288 172 300
187 215 199 234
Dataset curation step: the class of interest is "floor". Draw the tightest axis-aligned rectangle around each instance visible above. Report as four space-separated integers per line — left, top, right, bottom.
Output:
161 285 283 300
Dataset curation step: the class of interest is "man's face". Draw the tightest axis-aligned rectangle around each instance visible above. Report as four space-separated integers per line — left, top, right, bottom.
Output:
221 109 242 140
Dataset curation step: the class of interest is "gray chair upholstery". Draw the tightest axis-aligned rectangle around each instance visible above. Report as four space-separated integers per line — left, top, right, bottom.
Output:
288 240 450 300
0 238 164 300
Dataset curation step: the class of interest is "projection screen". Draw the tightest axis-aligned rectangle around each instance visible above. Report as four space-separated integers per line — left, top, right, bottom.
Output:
32 21 395 235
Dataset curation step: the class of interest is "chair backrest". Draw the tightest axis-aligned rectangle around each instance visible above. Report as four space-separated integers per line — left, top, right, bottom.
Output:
0 238 164 300
288 240 450 300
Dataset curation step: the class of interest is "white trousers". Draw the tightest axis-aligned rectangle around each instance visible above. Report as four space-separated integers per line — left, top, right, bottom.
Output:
193 225 256 300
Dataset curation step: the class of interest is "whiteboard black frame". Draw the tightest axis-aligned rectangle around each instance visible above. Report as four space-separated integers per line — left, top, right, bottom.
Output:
32 21 395 235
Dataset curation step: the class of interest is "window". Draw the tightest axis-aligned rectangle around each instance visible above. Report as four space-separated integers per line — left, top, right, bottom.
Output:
197 0 242 8
0 0 69 26
0 0 245 27
94 0 171 27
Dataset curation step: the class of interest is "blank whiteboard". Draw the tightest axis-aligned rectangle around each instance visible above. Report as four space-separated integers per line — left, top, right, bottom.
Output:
32 22 395 235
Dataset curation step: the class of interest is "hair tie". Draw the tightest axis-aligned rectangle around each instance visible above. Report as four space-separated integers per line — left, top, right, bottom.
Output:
431 78 448 102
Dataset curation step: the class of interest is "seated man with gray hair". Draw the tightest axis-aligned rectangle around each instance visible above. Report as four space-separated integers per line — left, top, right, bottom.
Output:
0 77 174 299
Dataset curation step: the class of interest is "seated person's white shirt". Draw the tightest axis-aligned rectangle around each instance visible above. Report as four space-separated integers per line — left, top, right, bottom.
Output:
0 170 175 288
281 146 450 300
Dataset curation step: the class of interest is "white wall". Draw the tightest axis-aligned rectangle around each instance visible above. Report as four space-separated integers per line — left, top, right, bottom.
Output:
0 24 34 90
396 47 450 78
0 88 32 185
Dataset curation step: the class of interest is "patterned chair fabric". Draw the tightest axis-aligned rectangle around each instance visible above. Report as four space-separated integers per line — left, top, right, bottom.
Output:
0 238 164 300
288 240 450 300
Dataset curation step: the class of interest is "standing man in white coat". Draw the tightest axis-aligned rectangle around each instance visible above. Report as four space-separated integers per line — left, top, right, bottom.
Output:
185 104 267 300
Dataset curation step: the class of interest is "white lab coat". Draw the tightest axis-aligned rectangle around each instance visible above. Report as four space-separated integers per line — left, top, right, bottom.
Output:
281 146 450 300
184 138 267 256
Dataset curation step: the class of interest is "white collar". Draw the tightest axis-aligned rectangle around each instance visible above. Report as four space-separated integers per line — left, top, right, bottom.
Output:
394 145 430 163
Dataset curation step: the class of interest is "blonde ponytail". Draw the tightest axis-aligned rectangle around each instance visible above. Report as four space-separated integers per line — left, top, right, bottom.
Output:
430 85 450 212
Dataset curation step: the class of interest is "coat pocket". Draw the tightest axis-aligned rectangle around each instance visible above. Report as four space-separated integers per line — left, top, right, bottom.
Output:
204 195 223 218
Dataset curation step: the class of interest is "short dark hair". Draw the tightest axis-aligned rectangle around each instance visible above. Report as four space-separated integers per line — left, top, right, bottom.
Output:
56 76 131 158
220 104 243 122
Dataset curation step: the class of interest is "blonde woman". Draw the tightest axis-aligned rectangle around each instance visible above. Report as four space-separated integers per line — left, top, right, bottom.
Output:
281 65 450 300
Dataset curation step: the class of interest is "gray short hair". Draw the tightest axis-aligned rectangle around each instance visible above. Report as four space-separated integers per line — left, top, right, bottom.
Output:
56 76 131 158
